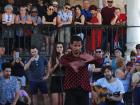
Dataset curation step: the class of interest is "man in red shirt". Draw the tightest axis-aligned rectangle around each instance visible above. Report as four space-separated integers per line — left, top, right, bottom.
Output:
60 36 95 105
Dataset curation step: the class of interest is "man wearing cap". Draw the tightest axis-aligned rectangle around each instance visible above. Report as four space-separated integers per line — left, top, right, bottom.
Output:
132 60 140 105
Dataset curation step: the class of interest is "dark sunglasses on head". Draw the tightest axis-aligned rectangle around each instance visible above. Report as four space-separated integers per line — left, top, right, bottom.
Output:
107 1 113 3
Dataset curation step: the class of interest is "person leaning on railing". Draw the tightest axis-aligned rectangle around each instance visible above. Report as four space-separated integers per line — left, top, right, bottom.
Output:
42 4 57 55
15 6 32 52
2 4 15 54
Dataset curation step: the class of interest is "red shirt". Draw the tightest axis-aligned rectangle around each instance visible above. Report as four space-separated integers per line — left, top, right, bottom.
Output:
60 53 91 92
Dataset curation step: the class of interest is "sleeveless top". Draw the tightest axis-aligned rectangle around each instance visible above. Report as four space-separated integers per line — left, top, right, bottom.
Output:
73 14 82 23
44 12 56 22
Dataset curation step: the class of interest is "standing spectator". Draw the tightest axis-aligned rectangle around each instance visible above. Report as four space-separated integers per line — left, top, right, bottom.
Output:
2 4 15 54
57 3 73 49
42 4 57 55
30 7 42 26
101 0 115 51
24 46 48 105
87 5 102 51
46 42 64 105
0 62 21 105
60 36 95 105
101 0 115 25
11 52 26 88
81 0 92 23
36 0 45 17
52 1 59 13
95 66 125 105
132 61 140 105
15 6 32 51
111 8 126 49
72 5 85 39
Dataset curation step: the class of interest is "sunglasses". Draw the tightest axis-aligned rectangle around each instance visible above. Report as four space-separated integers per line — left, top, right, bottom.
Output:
107 1 113 3
49 8 54 11
136 47 140 49
31 11 37 13
65 7 70 10
96 51 101 53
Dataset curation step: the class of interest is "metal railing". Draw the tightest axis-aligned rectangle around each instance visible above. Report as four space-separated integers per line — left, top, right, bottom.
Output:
0 24 126 56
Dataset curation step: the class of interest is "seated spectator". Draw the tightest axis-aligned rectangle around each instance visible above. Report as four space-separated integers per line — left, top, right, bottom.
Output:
57 3 73 49
111 48 125 74
89 48 106 82
42 4 57 55
30 7 42 26
11 51 26 88
132 61 140 105
95 66 125 105
135 44 140 61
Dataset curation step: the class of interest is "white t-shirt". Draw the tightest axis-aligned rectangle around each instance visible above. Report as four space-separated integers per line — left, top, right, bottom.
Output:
95 77 125 94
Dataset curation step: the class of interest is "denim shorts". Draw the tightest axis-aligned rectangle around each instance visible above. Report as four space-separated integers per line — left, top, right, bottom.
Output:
29 81 48 95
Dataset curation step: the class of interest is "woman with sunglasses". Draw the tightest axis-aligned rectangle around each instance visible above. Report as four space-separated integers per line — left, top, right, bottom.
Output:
46 42 64 105
42 4 57 55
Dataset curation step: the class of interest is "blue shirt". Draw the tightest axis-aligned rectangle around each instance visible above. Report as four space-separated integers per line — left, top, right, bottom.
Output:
0 57 6 72
81 9 92 22
0 76 20 104
26 56 47 82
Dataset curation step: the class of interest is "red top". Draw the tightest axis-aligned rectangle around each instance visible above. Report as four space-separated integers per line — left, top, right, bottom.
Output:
60 53 91 92
90 15 98 23
117 13 126 23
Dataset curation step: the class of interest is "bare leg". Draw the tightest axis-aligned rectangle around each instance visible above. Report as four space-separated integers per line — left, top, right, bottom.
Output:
32 95 38 105
45 36 49 55
51 93 59 105
43 93 49 105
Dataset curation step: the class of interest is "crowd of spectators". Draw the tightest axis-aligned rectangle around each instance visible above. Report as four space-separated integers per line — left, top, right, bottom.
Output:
0 0 126 55
0 0 136 105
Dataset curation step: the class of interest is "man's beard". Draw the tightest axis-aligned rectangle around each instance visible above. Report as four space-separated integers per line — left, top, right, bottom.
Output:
105 75 112 81
4 75 10 79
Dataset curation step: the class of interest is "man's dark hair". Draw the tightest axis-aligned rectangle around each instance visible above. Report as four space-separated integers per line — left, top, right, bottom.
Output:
70 36 82 44
2 62 11 71
101 65 112 73
64 3 70 6
30 45 38 50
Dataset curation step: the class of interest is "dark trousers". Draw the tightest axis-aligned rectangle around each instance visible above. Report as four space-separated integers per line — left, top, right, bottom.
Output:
64 87 89 105
133 87 140 105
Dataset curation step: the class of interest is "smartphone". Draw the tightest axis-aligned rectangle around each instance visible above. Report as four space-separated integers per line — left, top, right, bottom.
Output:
15 52 19 59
